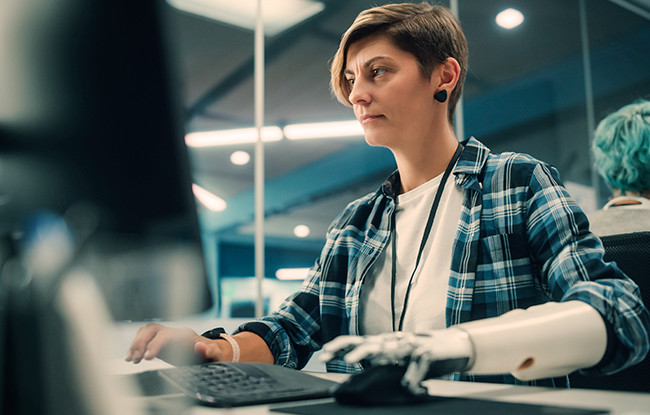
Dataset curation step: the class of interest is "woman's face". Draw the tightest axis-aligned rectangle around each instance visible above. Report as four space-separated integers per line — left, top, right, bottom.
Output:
345 34 439 149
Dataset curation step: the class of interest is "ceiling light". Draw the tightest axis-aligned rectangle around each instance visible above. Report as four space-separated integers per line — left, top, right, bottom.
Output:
192 183 227 211
167 0 325 37
230 150 251 165
293 224 310 238
283 120 363 140
186 120 365 147
276 267 310 280
185 126 283 147
496 8 524 29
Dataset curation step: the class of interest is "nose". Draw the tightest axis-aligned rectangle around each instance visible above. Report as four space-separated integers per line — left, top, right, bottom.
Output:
348 78 371 106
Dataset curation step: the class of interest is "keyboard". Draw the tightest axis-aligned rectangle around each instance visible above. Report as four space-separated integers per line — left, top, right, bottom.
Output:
156 362 338 407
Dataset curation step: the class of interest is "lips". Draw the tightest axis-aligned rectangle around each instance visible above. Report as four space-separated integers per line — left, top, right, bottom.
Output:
359 114 384 124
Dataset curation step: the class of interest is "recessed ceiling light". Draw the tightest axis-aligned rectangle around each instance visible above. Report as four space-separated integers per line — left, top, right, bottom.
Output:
230 150 251 165
167 0 325 36
293 224 310 238
496 8 524 30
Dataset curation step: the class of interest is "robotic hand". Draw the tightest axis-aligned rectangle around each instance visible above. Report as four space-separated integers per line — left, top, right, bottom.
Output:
322 301 608 396
321 329 473 394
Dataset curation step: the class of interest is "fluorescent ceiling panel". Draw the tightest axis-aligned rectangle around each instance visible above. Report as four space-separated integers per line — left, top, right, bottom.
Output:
185 126 283 147
276 268 310 280
168 0 325 36
284 120 363 140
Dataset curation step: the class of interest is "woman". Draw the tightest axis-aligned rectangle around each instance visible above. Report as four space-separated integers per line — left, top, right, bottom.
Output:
126 3 649 389
589 99 650 236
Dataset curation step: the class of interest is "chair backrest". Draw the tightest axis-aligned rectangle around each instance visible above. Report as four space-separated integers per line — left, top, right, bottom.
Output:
569 231 650 392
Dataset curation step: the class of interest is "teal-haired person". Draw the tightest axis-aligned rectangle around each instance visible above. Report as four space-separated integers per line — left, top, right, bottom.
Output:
589 99 650 236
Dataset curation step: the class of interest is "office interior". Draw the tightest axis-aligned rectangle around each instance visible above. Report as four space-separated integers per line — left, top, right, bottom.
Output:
176 0 650 319
1 0 650 412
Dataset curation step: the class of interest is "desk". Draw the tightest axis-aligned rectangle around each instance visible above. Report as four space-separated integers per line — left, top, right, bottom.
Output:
111 322 650 415
118 367 650 415
181 378 650 415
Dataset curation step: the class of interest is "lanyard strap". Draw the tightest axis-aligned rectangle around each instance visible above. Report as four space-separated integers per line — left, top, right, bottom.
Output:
390 143 463 332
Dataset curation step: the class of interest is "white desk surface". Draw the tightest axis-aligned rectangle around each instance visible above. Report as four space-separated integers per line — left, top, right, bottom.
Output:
177 377 650 415
111 321 650 415
114 358 650 415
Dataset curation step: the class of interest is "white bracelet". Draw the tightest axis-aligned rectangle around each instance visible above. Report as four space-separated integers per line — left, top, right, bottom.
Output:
219 333 240 362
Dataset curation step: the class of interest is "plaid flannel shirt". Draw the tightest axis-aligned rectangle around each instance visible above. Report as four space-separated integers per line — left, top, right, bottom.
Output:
237 137 649 387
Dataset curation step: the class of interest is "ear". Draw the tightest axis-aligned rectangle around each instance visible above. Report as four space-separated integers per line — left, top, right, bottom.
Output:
433 57 461 92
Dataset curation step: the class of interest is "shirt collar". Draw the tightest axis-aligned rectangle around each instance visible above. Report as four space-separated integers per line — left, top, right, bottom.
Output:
604 196 650 210
380 137 490 197
454 137 490 178
381 170 400 198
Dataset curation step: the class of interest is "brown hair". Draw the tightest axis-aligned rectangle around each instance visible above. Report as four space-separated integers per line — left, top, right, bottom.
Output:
330 2 468 125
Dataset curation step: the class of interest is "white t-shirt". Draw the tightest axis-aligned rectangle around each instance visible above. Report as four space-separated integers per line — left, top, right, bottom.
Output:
359 171 463 334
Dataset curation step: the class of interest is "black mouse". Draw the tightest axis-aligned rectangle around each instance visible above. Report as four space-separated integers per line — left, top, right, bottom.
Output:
333 363 436 406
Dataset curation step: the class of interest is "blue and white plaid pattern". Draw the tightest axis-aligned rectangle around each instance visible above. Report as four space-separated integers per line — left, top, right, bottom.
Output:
237 137 649 387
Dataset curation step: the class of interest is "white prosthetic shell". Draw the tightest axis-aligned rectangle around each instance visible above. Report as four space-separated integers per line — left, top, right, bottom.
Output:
456 301 607 380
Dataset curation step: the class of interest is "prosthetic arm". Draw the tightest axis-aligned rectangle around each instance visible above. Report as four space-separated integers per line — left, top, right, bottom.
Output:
321 301 607 394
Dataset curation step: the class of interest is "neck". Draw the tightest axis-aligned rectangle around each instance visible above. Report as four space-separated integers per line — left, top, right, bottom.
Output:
392 127 459 194
612 188 650 199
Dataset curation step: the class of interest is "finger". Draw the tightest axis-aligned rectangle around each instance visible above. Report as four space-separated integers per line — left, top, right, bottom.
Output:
194 339 225 362
126 323 163 363
320 336 364 361
144 327 197 361
402 354 430 395
193 341 209 360
343 342 384 364
322 335 364 352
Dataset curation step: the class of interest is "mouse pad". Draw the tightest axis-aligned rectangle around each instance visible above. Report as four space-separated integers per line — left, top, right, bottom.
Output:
271 397 608 415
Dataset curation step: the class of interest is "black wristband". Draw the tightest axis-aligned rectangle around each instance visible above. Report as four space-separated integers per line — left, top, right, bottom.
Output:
201 327 226 339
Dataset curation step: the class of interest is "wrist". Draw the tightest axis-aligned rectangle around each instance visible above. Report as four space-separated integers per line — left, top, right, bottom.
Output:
201 328 240 362
218 333 240 362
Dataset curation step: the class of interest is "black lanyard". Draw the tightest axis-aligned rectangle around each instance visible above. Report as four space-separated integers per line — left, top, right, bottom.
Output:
390 143 463 332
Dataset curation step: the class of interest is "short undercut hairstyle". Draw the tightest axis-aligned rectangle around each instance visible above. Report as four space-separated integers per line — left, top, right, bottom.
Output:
330 2 468 125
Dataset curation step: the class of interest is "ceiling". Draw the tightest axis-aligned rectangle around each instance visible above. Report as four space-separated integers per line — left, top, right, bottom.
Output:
161 0 650 248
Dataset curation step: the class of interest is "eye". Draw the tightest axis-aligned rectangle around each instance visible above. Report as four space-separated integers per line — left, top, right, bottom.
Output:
346 77 355 85
371 67 387 77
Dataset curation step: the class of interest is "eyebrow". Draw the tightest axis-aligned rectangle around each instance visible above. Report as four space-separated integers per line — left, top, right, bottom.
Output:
344 56 392 76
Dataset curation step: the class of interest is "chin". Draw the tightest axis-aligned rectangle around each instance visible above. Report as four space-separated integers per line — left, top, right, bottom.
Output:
363 134 394 149
363 137 384 148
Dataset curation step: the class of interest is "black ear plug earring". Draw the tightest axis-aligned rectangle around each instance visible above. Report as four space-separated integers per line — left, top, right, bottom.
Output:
434 90 448 103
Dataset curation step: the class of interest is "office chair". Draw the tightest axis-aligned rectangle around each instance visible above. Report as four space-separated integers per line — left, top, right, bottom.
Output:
569 231 650 392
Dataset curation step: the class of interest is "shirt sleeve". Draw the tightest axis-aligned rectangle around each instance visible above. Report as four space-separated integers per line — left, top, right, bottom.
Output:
232 198 361 369
525 162 650 375
235 261 325 369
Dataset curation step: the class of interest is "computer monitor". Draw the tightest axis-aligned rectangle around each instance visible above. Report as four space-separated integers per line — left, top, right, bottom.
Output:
0 0 214 321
